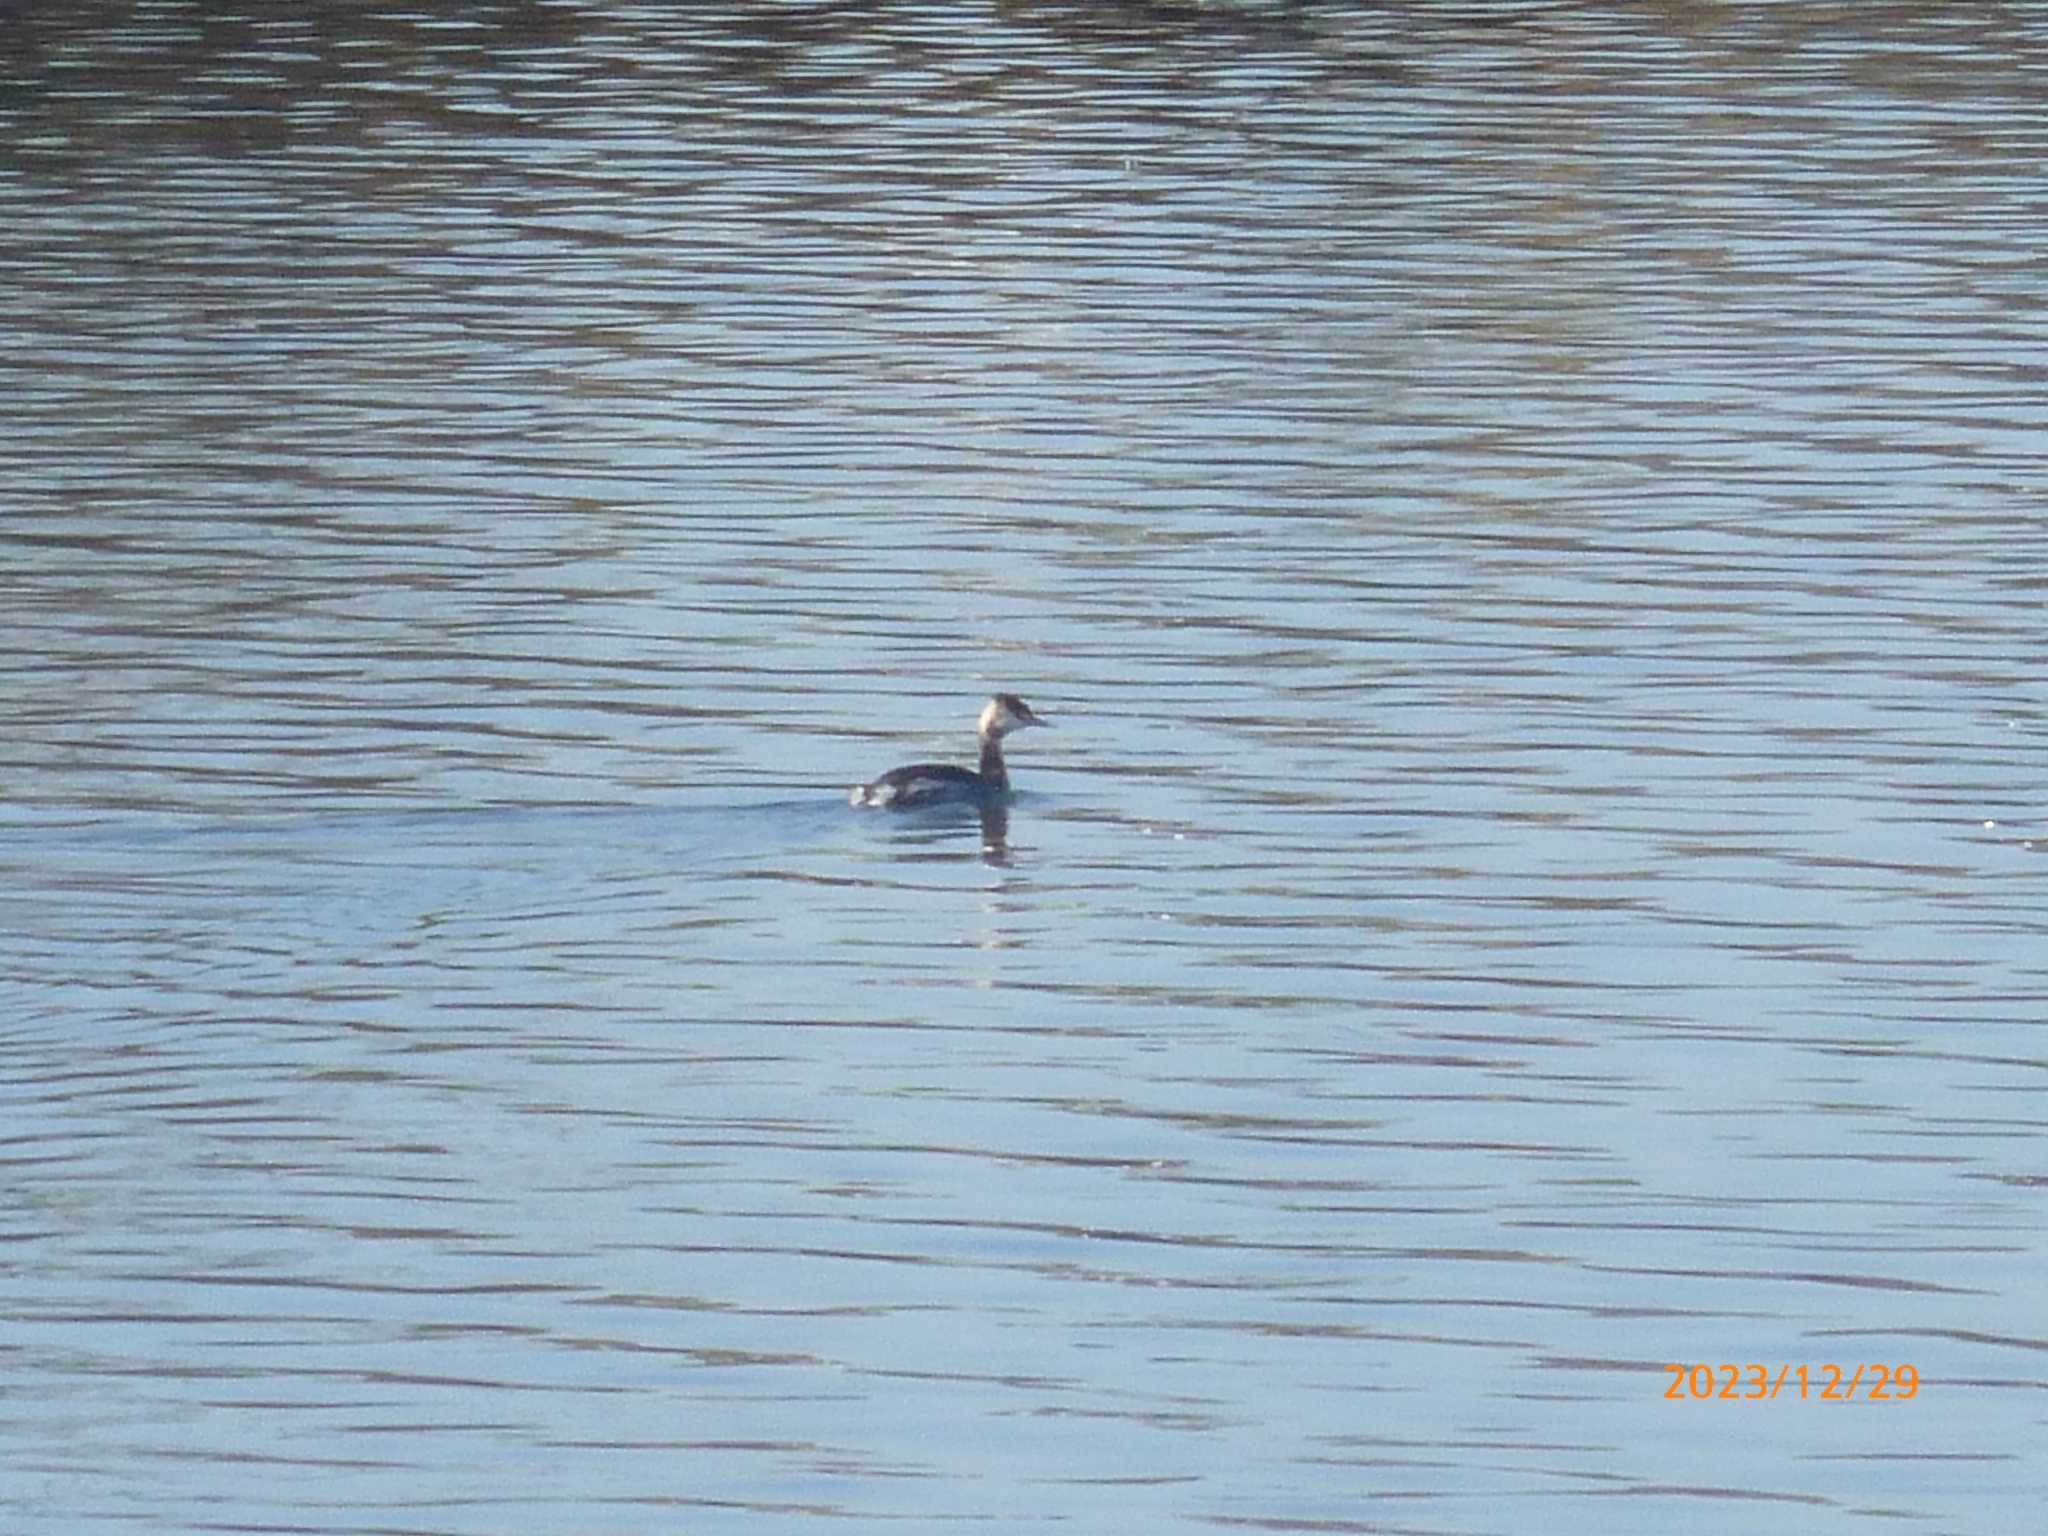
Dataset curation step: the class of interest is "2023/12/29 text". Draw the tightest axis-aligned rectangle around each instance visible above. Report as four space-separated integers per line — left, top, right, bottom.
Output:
1665 1364 1919 1402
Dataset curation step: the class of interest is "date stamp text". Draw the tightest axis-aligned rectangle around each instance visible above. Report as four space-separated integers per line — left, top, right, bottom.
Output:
1664 1363 1919 1402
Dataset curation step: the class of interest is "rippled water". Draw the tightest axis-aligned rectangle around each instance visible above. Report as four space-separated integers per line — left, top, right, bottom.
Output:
4 5 2046 1534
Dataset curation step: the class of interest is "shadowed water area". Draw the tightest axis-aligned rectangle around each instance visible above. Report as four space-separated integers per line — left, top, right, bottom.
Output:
3 4 2046 1534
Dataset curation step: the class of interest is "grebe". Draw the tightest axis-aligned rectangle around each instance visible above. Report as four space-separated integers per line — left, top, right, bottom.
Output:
850 694 1052 809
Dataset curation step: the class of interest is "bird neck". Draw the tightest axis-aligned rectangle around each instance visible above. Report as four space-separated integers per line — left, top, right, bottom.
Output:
978 734 1009 790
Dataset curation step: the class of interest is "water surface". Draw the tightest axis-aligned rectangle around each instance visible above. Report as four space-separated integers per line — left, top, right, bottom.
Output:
4 5 2046 1534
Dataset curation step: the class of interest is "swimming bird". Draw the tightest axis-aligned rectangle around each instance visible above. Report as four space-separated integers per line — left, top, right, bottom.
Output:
850 693 1052 809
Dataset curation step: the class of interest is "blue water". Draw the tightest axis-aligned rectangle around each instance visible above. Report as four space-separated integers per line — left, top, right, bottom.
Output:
4 5 2046 1534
